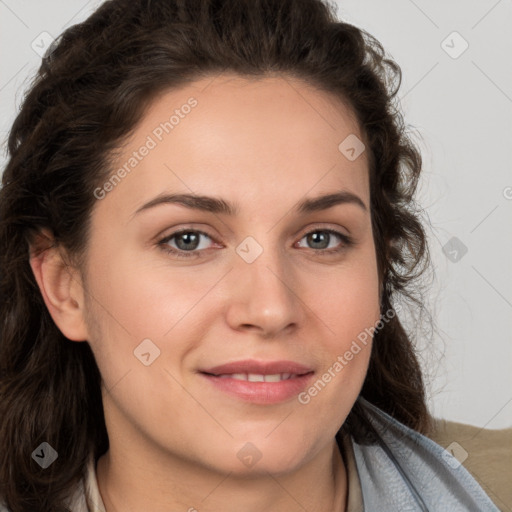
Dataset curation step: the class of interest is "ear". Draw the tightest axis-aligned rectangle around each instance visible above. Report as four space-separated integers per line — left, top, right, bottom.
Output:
29 229 89 342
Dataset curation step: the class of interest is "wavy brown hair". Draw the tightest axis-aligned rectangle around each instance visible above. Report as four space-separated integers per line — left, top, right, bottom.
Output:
0 0 433 510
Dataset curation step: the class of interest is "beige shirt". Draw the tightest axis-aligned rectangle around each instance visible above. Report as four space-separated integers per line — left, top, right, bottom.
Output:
427 418 512 512
70 433 364 512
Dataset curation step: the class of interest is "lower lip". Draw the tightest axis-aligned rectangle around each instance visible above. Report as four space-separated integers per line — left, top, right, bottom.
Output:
200 372 315 404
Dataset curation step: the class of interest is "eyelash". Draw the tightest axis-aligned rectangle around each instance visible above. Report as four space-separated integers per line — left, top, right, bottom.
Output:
157 227 354 259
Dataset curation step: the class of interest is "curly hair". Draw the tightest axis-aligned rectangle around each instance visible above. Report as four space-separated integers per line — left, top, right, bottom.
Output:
0 0 433 510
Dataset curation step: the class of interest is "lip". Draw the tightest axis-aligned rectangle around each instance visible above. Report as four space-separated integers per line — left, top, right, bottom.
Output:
199 359 315 404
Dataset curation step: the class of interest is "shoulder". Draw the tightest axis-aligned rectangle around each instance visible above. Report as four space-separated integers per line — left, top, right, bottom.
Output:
427 417 512 511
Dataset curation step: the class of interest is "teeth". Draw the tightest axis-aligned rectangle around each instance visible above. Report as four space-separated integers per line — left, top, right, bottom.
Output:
219 373 297 382
248 373 265 382
263 374 281 382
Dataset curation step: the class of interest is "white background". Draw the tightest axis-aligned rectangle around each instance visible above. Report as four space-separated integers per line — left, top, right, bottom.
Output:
1 0 511 428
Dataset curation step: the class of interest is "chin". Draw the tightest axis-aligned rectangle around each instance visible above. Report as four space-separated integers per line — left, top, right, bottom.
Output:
227 439 309 477
223 457 306 479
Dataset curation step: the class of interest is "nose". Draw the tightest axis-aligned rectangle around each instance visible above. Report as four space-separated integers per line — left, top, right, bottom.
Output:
224 241 303 338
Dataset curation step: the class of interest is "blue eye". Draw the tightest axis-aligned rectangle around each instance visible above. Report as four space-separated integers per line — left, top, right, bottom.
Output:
296 229 354 255
158 228 354 259
158 229 215 258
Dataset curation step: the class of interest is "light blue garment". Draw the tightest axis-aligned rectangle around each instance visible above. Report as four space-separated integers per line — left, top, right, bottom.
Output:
351 397 500 511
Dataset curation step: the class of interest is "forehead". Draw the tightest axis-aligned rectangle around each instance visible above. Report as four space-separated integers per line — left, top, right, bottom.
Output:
97 73 370 220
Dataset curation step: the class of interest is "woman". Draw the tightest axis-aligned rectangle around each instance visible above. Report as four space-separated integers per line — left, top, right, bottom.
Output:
0 0 501 510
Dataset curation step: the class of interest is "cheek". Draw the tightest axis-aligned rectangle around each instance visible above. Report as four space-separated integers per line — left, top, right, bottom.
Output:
82 241 229 391
297 285 377 435
85 240 212 338
301 254 380 402
310 260 380 352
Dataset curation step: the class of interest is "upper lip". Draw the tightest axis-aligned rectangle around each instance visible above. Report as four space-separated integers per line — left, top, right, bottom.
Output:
201 359 314 376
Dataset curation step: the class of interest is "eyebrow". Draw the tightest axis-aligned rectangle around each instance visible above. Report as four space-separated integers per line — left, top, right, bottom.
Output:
132 190 368 218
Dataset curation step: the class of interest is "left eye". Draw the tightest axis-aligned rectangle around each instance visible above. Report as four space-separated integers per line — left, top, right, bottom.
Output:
296 229 350 251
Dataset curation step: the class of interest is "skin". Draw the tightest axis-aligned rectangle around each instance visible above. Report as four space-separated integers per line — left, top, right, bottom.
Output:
30 73 381 512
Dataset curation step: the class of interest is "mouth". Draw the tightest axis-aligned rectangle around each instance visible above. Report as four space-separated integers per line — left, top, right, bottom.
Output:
199 359 315 404
204 372 308 382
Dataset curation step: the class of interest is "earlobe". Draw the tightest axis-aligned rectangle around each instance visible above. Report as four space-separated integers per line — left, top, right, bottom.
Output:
29 231 89 342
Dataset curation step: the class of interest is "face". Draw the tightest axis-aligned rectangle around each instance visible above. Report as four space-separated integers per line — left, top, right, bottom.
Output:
80 74 381 476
